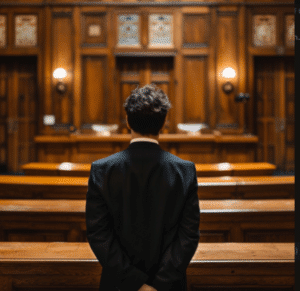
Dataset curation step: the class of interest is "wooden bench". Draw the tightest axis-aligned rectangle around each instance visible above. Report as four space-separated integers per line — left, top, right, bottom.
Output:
196 162 276 177
198 175 295 199
0 199 294 242
0 175 294 200
0 175 88 199
22 162 276 177
0 242 294 291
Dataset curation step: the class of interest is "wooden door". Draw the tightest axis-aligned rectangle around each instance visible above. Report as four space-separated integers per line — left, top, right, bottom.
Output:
0 57 38 173
116 57 175 133
254 56 294 172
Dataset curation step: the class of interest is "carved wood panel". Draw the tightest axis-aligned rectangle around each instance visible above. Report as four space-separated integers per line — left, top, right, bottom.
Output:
216 10 239 130
0 61 7 171
0 56 38 172
81 12 107 47
244 229 294 243
183 56 208 124
52 11 74 125
255 56 294 171
81 56 108 128
182 13 210 48
284 58 294 171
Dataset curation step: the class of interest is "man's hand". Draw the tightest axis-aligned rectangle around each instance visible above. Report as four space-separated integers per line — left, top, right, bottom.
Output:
138 284 157 291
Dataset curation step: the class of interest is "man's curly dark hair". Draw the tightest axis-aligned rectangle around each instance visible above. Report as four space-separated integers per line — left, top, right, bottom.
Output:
123 84 172 136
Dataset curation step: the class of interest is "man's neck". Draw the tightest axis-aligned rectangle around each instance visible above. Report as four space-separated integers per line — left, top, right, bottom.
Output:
130 131 159 143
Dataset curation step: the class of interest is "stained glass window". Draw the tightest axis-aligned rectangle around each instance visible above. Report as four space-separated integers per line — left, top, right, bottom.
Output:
118 14 140 47
253 15 276 47
0 15 7 48
149 14 173 48
285 15 294 47
15 15 38 47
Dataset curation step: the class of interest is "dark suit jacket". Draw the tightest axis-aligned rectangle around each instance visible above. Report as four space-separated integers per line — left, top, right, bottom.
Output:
86 141 200 291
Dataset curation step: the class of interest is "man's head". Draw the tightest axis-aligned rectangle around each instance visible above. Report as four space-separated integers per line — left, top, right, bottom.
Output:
123 84 172 136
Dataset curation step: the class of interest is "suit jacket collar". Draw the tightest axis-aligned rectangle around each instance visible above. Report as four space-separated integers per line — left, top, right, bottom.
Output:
127 141 161 150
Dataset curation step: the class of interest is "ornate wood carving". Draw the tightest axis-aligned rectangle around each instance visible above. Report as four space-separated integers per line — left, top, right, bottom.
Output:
81 12 106 47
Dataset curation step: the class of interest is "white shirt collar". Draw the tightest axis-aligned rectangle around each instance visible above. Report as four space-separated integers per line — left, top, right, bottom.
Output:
130 137 159 144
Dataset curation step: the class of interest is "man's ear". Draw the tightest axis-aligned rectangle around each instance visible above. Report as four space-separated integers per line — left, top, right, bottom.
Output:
126 115 131 130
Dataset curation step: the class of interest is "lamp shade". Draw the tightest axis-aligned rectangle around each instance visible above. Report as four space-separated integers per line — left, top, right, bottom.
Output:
221 67 236 79
53 68 67 79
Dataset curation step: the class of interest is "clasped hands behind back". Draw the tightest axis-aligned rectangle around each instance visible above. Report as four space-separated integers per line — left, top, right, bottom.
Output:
138 284 157 291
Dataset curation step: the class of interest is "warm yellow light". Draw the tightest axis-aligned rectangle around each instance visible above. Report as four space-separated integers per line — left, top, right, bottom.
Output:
221 67 236 79
53 68 67 79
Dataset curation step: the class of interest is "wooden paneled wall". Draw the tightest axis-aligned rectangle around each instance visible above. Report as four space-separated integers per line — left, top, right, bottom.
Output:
0 0 294 131
52 11 74 124
0 0 294 171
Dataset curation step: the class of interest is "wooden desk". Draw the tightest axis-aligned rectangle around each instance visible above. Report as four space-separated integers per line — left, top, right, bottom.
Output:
0 199 294 242
0 242 294 291
0 175 294 200
22 162 276 177
34 133 258 164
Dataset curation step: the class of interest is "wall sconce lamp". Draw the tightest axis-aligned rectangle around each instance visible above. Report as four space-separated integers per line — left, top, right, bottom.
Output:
53 68 67 94
221 67 236 94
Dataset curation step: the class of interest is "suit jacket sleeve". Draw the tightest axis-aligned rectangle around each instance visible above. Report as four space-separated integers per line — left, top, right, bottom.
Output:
85 162 149 291
151 163 200 291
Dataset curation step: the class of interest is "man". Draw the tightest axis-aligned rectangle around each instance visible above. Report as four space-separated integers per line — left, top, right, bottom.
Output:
86 84 200 291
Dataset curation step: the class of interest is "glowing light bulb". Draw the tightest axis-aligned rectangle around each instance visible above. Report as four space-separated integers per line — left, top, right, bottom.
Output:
221 67 236 79
53 68 67 79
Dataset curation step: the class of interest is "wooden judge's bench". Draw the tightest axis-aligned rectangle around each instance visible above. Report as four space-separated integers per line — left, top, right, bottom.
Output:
34 133 258 164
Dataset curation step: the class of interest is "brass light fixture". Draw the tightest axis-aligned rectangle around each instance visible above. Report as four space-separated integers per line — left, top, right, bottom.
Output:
53 68 67 94
221 67 236 94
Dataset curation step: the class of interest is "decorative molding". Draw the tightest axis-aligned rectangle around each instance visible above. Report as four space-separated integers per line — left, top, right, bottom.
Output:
182 43 208 48
216 10 238 16
81 43 106 48
114 51 177 57
81 12 106 47
0 2 295 7
216 123 239 129
52 11 72 18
